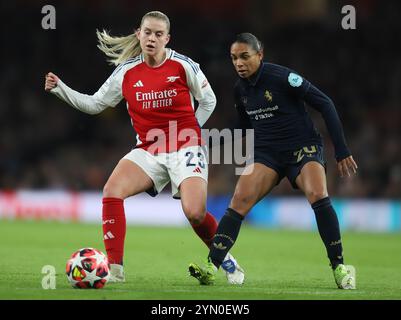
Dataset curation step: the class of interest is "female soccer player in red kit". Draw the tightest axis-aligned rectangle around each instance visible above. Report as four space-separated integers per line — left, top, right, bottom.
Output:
44 11 244 284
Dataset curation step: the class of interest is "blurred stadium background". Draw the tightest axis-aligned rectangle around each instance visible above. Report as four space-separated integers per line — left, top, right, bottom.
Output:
1 0 400 232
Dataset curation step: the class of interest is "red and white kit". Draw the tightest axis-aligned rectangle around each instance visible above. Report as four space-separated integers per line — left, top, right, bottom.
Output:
51 49 216 197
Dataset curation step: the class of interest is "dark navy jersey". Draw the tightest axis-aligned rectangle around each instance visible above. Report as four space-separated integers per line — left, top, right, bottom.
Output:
234 62 350 161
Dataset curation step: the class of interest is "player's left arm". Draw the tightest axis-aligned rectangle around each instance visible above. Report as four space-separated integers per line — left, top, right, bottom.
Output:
286 71 358 177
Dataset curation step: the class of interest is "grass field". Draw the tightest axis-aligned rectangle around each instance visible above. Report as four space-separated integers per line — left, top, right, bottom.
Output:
0 219 400 300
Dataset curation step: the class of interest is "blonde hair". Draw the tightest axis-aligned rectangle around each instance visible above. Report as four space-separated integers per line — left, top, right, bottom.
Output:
96 11 170 66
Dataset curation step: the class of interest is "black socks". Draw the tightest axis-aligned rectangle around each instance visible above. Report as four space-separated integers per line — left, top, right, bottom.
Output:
312 197 344 269
208 208 244 268
208 198 344 270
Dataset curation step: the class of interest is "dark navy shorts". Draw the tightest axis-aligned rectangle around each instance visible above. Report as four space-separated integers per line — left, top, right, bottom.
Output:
253 144 326 189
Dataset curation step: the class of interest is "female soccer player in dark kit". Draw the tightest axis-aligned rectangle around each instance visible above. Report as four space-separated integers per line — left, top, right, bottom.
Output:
45 11 244 284
189 33 357 289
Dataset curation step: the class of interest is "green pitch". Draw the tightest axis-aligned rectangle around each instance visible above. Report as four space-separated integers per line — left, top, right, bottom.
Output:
0 219 400 300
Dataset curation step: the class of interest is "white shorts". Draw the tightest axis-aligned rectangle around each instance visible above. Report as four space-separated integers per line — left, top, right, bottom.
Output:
123 145 208 199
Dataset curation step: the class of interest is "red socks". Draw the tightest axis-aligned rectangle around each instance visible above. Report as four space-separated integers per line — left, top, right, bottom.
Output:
102 199 217 263
102 197 126 265
190 212 218 248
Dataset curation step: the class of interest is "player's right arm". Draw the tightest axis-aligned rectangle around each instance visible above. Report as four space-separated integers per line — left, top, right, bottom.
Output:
44 69 123 114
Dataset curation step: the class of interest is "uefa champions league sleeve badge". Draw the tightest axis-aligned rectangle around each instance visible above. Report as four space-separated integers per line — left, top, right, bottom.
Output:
288 72 303 87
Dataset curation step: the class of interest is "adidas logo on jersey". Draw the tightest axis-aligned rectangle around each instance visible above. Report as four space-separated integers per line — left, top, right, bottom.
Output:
133 80 144 87
193 167 202 173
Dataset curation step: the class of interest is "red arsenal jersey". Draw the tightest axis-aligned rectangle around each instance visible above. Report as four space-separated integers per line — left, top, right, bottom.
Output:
51 48 216 154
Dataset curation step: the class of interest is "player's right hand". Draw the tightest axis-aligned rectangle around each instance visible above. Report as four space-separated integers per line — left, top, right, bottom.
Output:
45 72 59 91
337 155 358 178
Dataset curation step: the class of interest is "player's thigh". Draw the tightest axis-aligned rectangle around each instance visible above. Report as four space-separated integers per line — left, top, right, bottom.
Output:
169 145 208 198
103 159 154 199
295 161 328 204
230 163 280 214
180 177 208 223
168 146 208 220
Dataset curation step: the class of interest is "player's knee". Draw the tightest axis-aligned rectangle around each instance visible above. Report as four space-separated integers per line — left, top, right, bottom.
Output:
305 189 328 204
103 182 127 199
183 205 206 225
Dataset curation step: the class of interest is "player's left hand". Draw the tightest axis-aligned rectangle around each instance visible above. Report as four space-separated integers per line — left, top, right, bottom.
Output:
337 155 358 178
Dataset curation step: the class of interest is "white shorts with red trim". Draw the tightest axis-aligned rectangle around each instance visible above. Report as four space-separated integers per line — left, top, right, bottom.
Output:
123 145 208 199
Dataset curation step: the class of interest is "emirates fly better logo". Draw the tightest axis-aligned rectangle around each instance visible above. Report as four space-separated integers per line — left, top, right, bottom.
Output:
136 89 178 109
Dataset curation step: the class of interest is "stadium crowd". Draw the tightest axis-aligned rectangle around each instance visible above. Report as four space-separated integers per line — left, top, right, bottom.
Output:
1 0 400 198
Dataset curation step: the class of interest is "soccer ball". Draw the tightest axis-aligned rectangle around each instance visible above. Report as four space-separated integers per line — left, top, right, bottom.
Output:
66 248 110 289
